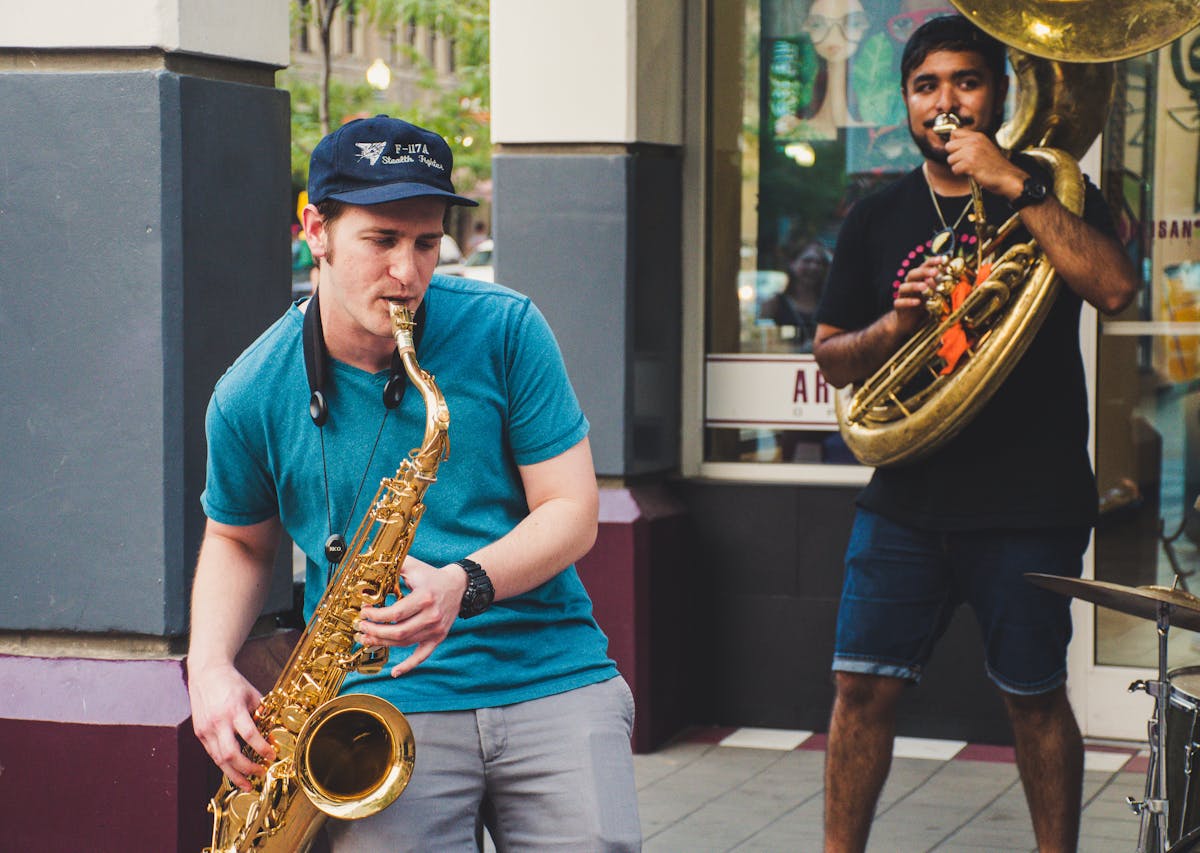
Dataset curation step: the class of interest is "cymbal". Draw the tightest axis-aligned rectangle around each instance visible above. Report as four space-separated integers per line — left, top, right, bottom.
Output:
1026 573 1200 632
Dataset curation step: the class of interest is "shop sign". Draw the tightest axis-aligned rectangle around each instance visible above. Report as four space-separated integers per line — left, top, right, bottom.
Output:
705 354 837 429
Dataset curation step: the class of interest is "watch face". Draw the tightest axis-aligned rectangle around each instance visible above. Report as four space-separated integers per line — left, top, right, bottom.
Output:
471 580 495 609
458 561 495 617
462 586 492 616
1013 177 1047 210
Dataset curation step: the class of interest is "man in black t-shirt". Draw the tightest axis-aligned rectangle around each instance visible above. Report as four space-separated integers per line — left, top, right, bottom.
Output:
812 16 1138 853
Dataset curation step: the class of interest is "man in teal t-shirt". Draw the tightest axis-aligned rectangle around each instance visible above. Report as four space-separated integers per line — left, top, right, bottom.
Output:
187 116 641 851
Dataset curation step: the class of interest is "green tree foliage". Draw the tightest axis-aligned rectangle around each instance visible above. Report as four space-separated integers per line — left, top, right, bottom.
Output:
289 0 341 135
281 0 490 193
372 0 490 193
282 74 379 188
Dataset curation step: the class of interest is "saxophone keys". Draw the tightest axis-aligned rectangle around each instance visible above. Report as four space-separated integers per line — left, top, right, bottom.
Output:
352 579 382 600
270 727 297 758
280 705 309 734
229 789 261 823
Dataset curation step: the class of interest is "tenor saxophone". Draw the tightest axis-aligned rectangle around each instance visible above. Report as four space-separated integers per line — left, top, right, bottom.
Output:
206 303 450 852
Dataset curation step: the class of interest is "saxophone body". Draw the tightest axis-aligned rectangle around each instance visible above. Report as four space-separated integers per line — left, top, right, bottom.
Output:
206 303 450 852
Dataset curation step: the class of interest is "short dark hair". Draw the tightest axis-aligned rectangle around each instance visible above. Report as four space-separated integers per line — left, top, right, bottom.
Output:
900 14 1007 91
315 198 348 229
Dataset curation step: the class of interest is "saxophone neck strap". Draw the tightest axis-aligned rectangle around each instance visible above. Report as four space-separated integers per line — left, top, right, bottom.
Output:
302 289 427 426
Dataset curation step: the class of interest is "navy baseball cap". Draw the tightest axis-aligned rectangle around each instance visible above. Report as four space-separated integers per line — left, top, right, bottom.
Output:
308 114 478 207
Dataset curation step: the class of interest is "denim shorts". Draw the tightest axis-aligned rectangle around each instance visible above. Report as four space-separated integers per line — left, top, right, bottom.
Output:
832 509 1090 695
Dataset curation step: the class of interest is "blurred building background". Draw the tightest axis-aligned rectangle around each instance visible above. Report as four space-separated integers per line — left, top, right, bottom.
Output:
287 1 458 109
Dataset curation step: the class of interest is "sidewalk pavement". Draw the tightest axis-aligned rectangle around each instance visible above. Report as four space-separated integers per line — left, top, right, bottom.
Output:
634 727 1150 852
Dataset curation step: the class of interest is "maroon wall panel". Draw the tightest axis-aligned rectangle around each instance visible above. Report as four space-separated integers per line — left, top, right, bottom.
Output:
577 486 691 753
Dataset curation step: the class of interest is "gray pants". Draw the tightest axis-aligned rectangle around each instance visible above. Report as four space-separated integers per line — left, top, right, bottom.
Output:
326 676 642 852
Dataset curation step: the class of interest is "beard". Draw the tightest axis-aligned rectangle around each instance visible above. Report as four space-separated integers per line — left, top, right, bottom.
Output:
911 128 948 164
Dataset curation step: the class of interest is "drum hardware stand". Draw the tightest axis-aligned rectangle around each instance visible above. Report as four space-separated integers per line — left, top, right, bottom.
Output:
1156 501 1200 853
1026 568 1200 852
1130 600 1176 852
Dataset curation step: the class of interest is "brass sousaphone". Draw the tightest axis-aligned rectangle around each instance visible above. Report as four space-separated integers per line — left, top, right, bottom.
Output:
835 0 1200 468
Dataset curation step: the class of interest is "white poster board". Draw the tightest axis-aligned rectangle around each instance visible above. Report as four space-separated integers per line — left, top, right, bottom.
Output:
705 354 838 430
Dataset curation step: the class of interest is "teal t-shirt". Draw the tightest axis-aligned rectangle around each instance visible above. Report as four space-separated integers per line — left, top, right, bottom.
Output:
201 274 617 712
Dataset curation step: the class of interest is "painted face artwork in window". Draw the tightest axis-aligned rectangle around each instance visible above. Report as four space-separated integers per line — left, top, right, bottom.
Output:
804 0 869 63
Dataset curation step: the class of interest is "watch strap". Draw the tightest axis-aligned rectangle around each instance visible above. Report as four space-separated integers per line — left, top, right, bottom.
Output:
1010 176 1048 211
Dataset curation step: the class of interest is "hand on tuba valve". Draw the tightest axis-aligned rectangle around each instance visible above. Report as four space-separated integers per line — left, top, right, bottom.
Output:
925 256 969 317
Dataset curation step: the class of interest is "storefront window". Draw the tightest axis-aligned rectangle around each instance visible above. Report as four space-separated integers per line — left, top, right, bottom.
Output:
703 0 1200 692
1095 36 1200 669
705 0 957 466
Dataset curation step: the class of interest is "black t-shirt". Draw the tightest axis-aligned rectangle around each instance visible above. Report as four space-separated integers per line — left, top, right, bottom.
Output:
816 164 1117 530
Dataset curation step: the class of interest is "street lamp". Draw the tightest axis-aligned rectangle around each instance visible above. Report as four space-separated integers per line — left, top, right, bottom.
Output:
366 58 391 92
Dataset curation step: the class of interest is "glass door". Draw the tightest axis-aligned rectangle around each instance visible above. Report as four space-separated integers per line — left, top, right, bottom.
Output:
1075 33 1200 740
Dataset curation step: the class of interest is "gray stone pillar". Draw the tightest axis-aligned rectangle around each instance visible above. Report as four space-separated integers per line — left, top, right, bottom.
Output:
0 3 291 848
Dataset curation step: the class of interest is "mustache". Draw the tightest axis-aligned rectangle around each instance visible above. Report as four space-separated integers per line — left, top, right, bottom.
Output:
923 115 976 130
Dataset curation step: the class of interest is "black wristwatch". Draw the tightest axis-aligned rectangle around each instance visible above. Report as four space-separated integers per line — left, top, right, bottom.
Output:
1010 176 1048 211
455 558 495 618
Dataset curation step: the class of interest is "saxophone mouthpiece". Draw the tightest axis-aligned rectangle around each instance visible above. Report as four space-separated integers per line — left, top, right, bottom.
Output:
389 302 416 352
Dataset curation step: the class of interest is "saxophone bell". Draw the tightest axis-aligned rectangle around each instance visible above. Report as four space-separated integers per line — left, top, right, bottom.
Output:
294 693 416 820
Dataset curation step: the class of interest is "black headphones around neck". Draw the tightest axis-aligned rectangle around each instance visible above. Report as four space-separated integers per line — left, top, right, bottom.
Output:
301 290 427 566
301 289 425 426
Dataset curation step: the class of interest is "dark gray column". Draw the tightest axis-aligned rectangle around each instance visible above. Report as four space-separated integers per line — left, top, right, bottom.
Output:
0 70 292 636
492 147 682 477
0 6 292 846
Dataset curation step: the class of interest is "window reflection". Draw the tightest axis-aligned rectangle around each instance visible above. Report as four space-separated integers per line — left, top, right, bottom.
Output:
706 0 955 465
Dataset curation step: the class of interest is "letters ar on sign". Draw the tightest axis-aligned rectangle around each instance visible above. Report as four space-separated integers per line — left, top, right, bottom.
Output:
705 354 838 430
